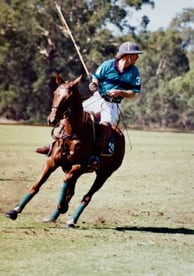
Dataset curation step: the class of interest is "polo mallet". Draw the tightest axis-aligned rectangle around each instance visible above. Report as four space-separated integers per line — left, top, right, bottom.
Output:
54 2 91 81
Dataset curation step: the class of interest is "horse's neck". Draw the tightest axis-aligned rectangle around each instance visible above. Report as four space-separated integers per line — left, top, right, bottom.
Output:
64 108 85 135
62 89 86 135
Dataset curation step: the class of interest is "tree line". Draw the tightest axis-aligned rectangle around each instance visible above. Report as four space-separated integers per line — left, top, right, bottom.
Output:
0 0 194 130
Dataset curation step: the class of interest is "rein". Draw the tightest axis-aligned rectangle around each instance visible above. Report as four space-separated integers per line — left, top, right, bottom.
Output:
51 126 74 141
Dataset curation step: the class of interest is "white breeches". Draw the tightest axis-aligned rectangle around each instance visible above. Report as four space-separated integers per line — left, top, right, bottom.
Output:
83 92 121 125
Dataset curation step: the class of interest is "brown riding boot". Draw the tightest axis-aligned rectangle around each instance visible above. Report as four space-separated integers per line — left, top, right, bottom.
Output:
97 124 112 155
87 124 112 171
36 144 52 155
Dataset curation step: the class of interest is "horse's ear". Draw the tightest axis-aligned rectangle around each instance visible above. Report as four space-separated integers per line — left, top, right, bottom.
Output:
56 73 64 85
73 75 82 86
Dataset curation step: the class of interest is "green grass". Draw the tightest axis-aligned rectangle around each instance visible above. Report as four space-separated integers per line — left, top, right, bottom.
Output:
0 125 194 276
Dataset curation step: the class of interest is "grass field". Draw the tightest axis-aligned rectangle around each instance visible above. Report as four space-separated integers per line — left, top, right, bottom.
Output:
0 124 194 276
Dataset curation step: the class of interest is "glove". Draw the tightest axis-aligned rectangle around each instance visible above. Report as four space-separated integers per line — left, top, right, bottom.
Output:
89 82 98 92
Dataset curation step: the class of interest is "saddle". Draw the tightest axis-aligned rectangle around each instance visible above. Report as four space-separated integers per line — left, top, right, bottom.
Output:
67 112 115 160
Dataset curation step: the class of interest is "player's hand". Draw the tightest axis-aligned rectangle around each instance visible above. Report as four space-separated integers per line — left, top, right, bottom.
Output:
89 82 98 92
107 89 120 97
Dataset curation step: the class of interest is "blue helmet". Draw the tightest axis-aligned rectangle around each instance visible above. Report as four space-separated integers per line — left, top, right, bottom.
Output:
119 42 143 54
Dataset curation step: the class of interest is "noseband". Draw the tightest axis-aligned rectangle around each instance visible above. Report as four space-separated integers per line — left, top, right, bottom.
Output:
51 105 71 118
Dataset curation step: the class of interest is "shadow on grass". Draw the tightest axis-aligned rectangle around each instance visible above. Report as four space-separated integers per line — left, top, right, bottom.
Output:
115 226 194 235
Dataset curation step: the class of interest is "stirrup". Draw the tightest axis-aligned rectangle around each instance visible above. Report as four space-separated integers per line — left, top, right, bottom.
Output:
100 142 114 156
87 155 100 171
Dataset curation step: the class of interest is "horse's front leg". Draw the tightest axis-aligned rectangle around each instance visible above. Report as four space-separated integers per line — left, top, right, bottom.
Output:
44 164 82 223
43 179 75 223
5 158 58 220
66 170 112 227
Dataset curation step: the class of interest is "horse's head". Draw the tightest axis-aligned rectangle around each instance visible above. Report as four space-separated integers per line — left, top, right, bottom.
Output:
47 74 82 127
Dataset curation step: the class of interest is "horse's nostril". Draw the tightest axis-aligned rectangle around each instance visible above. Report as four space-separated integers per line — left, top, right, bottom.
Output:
48 120 54 126
48 114 54 124
47 117 51 125
47 116 58 127
48 118 53 126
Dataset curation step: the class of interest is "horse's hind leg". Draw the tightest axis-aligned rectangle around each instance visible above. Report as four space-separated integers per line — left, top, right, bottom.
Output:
66 171 112 227
5 158 57 220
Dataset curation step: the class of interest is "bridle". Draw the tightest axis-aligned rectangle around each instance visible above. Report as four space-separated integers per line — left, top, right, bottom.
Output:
51 86 73 118
49 85 77 141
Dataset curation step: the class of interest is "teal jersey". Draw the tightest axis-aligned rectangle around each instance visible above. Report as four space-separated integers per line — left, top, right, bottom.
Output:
94 59 141 102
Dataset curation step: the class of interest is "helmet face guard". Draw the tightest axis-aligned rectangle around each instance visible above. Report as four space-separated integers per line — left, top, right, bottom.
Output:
119 42 143 55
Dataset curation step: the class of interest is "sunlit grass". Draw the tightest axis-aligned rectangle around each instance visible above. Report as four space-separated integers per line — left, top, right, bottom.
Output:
0 125 194 275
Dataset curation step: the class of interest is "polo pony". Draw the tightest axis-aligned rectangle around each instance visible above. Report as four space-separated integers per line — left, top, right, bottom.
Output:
6 75 125 227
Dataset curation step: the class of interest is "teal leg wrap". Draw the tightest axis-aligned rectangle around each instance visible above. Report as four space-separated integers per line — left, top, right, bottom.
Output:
58 182 68 204
49 182 68 221
71 203 86 223
16 193 34 212
49 209 60 221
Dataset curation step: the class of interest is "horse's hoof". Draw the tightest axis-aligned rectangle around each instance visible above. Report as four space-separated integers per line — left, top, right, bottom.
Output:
5 210 18 220
66 218 75 228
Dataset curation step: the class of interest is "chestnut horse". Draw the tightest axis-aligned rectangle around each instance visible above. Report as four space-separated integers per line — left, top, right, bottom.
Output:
6 75 125 227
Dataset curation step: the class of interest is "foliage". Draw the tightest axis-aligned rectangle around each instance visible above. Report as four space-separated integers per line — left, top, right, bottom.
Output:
121 22 194 129
0 0 147 122
0 0 194 129
169 8 194 50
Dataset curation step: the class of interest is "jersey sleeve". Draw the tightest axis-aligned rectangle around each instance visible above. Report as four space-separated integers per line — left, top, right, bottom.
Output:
93 60 110 81
130 67 141 93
